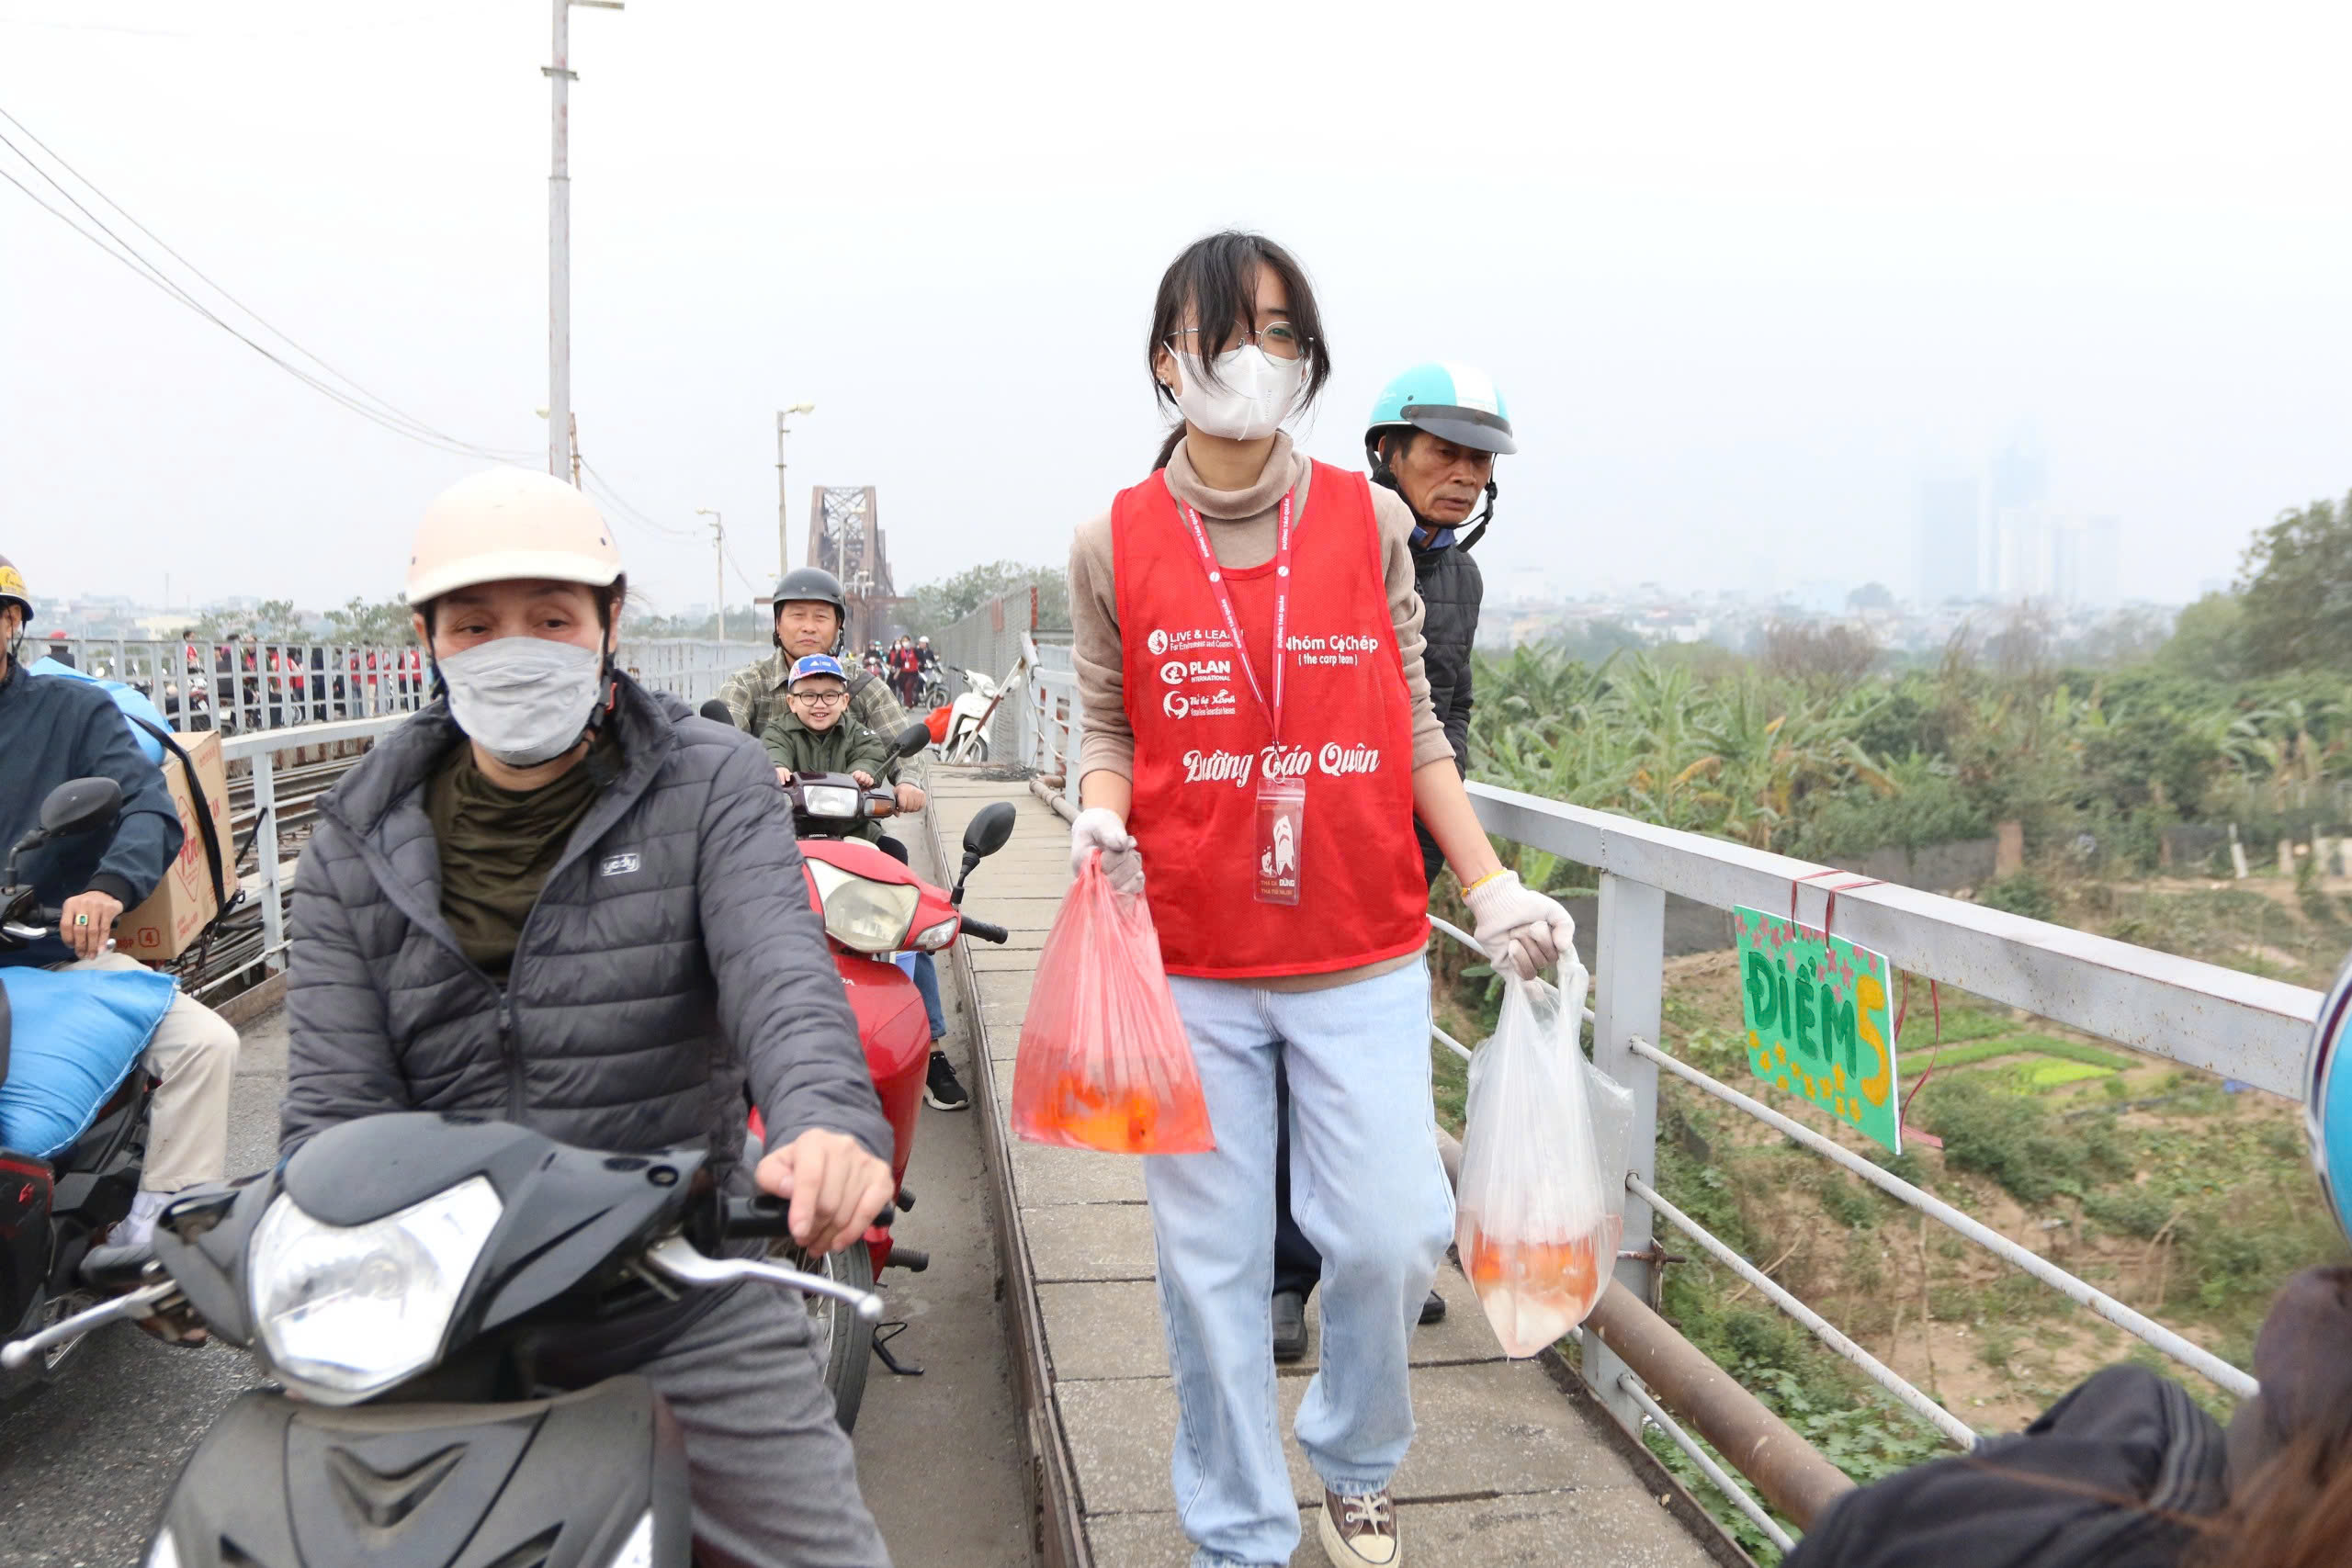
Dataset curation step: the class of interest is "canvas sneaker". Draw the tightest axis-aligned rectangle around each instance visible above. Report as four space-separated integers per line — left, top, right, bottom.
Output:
1318 1487 1399 1566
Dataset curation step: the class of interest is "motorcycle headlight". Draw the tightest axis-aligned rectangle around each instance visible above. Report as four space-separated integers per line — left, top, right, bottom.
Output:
806 860 921 953
249 1176 503 1404
801 784 860 818
910 916 958 952
606 1509 656 1568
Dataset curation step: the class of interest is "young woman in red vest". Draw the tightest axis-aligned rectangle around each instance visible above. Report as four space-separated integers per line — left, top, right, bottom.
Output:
1066 231 1575 1568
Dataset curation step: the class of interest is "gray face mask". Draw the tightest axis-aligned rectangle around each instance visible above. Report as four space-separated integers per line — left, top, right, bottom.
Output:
436 636 605 768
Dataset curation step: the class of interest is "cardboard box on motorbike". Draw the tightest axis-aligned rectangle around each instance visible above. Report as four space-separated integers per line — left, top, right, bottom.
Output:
115 730 232 961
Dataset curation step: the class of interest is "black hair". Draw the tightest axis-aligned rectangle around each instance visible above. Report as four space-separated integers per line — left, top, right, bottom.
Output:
1148 231 1331 469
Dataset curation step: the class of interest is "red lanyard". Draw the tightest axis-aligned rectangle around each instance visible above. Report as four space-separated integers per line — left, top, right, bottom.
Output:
1177 491 1296 744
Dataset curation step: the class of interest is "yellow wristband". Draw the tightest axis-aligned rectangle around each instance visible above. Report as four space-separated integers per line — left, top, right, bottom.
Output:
1461 869 1511 897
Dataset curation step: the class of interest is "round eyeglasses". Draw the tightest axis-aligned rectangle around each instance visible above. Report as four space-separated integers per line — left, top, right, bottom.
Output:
1170 322 1306 363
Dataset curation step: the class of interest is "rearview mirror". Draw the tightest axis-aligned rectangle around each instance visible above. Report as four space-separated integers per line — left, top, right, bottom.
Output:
698 699 739 728
962 802 1017 860
894 721 933 759
40 777 121 839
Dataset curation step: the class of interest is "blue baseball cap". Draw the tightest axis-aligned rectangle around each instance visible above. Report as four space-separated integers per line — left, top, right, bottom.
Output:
788 653 849 687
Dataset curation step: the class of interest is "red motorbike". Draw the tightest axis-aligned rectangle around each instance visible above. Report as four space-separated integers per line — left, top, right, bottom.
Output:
707 706 1015 1428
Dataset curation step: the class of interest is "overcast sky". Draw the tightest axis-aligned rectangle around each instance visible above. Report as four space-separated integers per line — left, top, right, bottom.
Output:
6 1 2349 621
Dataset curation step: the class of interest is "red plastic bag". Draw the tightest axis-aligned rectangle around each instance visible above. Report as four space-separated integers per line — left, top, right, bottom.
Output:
923 705 953 744
1011 852 1215 1155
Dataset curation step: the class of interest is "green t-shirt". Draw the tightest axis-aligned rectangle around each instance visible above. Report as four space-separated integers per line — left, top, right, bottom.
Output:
424 733 616 976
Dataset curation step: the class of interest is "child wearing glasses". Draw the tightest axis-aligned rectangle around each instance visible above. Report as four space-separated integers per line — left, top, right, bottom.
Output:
762 653 896 839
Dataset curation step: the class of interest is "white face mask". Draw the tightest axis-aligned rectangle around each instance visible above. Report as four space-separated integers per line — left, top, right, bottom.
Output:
1168 344 1303 442
436 636 605 768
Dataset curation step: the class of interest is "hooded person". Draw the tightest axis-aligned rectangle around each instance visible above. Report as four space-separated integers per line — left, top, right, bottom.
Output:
279 467 898 1568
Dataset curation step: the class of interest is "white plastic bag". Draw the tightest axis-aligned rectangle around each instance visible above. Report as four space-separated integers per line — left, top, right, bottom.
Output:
1454 962 1629 1357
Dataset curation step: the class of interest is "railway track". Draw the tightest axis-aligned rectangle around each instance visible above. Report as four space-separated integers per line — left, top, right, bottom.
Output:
178 741 378 1000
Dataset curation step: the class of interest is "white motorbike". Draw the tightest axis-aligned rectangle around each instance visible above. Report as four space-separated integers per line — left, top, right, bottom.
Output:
939 656 1025 764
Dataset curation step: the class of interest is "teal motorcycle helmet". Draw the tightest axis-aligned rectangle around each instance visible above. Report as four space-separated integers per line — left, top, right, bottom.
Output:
1364 363 1515 548
2309 950 2352 1247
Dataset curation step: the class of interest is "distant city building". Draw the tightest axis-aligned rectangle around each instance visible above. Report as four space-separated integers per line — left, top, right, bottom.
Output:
1916 477 1982 602
1995 502 2054 600
2053 515 2121 606
1994 506 2121 605
1987 427 2051 600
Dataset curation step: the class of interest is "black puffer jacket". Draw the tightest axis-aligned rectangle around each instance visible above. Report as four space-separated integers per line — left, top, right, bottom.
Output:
281 676 887 1174
1784 1364 2225 1568
1414 541 1482 774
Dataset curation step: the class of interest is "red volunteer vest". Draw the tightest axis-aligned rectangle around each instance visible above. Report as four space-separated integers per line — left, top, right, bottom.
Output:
1112 463 1429 978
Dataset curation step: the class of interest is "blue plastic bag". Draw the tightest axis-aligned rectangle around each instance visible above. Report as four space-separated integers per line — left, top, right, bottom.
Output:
27 657 170 765
0 966 175 1158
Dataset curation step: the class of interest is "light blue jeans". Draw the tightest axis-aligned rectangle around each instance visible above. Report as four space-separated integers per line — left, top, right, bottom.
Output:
1146 963 1454 1568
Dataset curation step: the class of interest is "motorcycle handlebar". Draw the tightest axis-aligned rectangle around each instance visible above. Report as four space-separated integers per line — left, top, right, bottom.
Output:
721 1193 893 1240
958 918 1010 944
1 908 62 943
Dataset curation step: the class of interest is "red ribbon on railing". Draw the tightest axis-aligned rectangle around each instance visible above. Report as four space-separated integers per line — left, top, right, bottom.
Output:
1896 972 1946 1128
1787 867 1882 937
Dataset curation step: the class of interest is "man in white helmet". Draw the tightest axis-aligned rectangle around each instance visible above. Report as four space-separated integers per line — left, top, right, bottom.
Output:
280 468 895 1567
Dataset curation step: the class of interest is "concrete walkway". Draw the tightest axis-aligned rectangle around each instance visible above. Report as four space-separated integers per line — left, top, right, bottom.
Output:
928 773 1722 1568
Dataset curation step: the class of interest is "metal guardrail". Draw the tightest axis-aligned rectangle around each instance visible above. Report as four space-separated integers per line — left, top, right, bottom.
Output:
1016 657 2306 1545
1029 638 1080 812
219 716 413 983
1436 780 2315 1543
47 636 764 735
177 647 753 994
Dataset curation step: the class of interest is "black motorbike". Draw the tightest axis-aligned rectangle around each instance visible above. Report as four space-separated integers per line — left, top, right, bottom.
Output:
0 775 159 1398
4 1111 877 1567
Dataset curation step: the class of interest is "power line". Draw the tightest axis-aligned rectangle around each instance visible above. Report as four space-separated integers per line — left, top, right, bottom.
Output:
0 107 529 463
2 102 506 451
577 456 699 539
721 539 768 597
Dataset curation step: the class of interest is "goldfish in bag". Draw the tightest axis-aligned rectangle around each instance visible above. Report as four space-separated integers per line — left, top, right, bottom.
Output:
1011 851 1214 1155
1453 962 1632 1357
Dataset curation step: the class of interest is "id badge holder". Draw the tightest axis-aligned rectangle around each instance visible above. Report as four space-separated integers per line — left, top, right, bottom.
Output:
1255 774 1306 906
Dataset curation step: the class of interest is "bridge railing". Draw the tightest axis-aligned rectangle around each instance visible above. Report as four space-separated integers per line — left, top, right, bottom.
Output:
1452 781 2315 1548
167 644 752 998
1028 637 1081 812
47 636 767 734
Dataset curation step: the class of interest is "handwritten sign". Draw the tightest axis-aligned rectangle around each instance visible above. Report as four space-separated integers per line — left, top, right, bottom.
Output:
1734 906 1902 1154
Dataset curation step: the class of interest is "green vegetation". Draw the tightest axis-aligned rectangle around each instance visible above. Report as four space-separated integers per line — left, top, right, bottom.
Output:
899 560 1070 637
1430 492 2352 1555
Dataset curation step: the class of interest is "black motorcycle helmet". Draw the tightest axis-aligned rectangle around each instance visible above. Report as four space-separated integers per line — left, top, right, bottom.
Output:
769 566 848 651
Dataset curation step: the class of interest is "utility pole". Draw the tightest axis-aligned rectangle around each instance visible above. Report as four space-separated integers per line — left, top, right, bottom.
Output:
545 0 622 483
775 401 815 579
696 508 725 643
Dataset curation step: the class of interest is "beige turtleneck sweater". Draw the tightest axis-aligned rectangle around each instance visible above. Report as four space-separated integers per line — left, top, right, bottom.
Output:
1068 432 1451 784
1065 433 1451 992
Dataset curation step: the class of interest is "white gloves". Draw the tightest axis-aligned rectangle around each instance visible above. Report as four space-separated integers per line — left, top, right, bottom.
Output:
1464 869 1577 981
1070 807 1145 896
